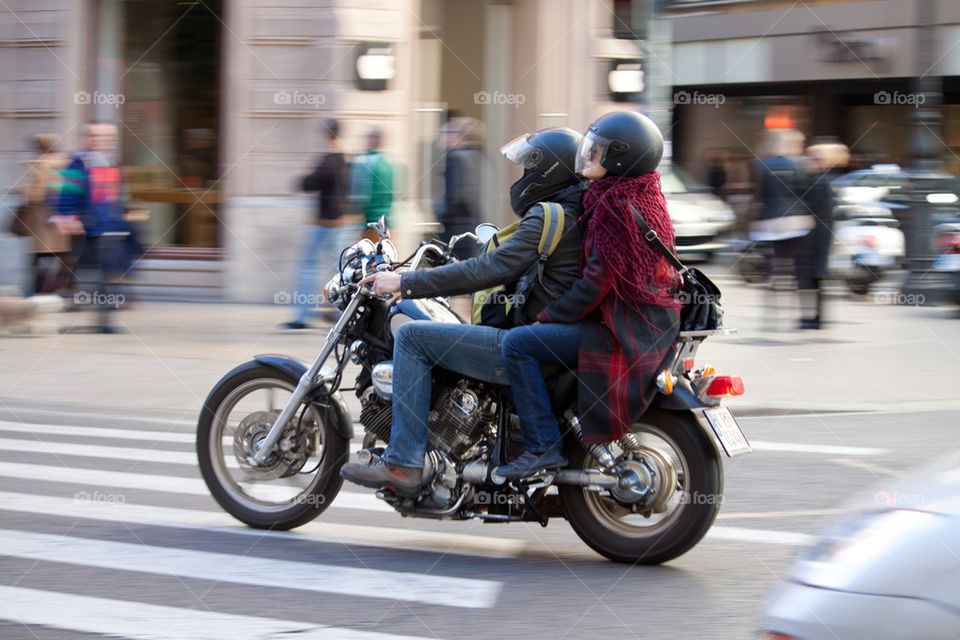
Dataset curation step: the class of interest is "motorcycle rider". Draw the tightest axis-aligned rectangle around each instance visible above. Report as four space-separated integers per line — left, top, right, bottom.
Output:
339 127 586 496
495 111 681 479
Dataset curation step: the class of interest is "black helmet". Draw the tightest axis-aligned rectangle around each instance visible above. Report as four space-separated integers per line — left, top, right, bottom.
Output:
577 111 664 177
501 127 582 216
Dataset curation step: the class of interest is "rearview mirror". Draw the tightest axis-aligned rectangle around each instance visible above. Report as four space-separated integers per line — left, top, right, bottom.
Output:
475 223 499 245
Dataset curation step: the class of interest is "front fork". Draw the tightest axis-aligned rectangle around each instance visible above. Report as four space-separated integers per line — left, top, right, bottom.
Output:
251 289 368 465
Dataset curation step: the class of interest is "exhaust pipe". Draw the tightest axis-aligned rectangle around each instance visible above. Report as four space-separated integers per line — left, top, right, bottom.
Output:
554 469 619 488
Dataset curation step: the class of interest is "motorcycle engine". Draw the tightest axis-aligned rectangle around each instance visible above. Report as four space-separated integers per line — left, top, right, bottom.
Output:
359 380 494 459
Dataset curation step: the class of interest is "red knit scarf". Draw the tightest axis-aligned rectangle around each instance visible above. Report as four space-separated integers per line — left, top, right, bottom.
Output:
582 172 680 310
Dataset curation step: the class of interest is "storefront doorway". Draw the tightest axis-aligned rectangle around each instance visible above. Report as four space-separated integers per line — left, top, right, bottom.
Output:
115 0 223 253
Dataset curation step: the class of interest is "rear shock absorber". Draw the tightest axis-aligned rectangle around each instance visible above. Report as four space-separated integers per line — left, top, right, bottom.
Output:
564 410 619 471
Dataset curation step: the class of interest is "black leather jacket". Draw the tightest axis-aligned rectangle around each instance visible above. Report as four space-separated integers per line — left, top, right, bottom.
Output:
400 183 585 323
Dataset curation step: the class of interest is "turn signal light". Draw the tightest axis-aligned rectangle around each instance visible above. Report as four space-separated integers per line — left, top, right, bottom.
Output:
656 370 674 395
705 375 745 397
701 365 715 378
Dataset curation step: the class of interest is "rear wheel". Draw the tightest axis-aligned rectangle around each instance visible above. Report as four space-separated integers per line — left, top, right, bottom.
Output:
197 361 350 530
560 409 722 565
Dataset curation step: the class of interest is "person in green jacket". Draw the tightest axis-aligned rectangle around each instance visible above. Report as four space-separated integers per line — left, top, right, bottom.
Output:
349 127 394 240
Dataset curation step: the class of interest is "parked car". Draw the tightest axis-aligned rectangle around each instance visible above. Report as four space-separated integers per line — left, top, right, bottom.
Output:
832 164 960 221
660 166 736 257
764 449 960 639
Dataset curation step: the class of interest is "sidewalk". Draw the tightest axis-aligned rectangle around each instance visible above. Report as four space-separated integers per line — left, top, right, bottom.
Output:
1 277 959 423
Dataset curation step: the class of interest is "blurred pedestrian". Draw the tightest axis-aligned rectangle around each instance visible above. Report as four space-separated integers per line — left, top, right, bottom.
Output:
58 122 129 334
13 134 71 294
281 119 354 331
750 129 812 329
706 150 727 198
798 142 848 329
349 127 394 242
439 117 484 260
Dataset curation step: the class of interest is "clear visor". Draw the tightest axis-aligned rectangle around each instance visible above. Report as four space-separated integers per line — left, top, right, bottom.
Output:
575 130 615 174
500 134 543 170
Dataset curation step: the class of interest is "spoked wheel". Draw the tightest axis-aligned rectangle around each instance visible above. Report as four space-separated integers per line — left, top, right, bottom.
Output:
560 409 722 565
197 361 349 530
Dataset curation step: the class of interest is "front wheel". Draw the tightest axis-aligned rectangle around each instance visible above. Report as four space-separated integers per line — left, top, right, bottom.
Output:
197 361 350 530
560 409 723 564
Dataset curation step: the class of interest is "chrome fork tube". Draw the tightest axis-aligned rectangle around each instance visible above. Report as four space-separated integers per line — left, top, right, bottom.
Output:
251 289 368 464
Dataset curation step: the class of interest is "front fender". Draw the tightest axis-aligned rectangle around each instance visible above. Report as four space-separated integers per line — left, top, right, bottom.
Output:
253 354 354 441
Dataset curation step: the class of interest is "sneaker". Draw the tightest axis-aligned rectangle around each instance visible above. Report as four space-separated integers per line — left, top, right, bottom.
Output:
277 321 312 332
97 325 126 335
340 458 425 497
495 449 567 480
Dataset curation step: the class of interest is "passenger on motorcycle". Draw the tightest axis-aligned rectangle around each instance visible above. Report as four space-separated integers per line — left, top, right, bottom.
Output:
339 127 586 496
495 111 682 480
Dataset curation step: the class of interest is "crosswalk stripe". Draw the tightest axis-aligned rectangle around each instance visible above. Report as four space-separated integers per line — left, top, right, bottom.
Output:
0 529 502 609
0 461 393 512
0 585 434 639
0 491 526 558
0 436 196 464
706 525 814 546
749 441 888 456
0 419 195 443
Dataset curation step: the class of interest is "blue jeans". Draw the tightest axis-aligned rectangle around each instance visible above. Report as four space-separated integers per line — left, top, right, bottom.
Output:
291 225 355 324
501 323 580 454
383 321 511 468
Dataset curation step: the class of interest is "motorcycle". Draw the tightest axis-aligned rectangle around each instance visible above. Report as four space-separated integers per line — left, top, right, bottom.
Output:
197 218 751 565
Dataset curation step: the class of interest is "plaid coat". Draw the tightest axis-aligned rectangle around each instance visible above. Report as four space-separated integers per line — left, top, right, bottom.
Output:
537 245 680 445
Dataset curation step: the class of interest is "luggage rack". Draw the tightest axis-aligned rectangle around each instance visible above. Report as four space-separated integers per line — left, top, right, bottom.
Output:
677 328 738 341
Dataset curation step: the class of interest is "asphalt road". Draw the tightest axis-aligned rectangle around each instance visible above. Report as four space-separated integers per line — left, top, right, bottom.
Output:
0 402 956 640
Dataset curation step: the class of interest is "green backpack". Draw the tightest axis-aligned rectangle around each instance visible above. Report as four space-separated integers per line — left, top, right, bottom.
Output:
471 202 566 328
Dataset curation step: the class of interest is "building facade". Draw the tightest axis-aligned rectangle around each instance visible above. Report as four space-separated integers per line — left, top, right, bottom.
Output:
669 0 960 189
2 0 652 301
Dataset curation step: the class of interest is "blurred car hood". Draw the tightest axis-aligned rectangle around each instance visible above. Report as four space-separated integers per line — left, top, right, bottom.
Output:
791 451 960 610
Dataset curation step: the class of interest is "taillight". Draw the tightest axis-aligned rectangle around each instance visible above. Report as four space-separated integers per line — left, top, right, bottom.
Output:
682 358 695 371
860 235 879 249
705 375 745 397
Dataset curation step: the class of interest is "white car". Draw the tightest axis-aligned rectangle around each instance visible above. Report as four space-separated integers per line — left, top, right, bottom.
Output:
660 166 736 256
765 450 960 639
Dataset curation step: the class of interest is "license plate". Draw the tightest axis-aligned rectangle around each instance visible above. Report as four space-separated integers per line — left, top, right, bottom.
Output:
703 407 751 457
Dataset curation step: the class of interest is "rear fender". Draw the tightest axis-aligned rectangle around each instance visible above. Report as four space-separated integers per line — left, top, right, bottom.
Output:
253 354 354 440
